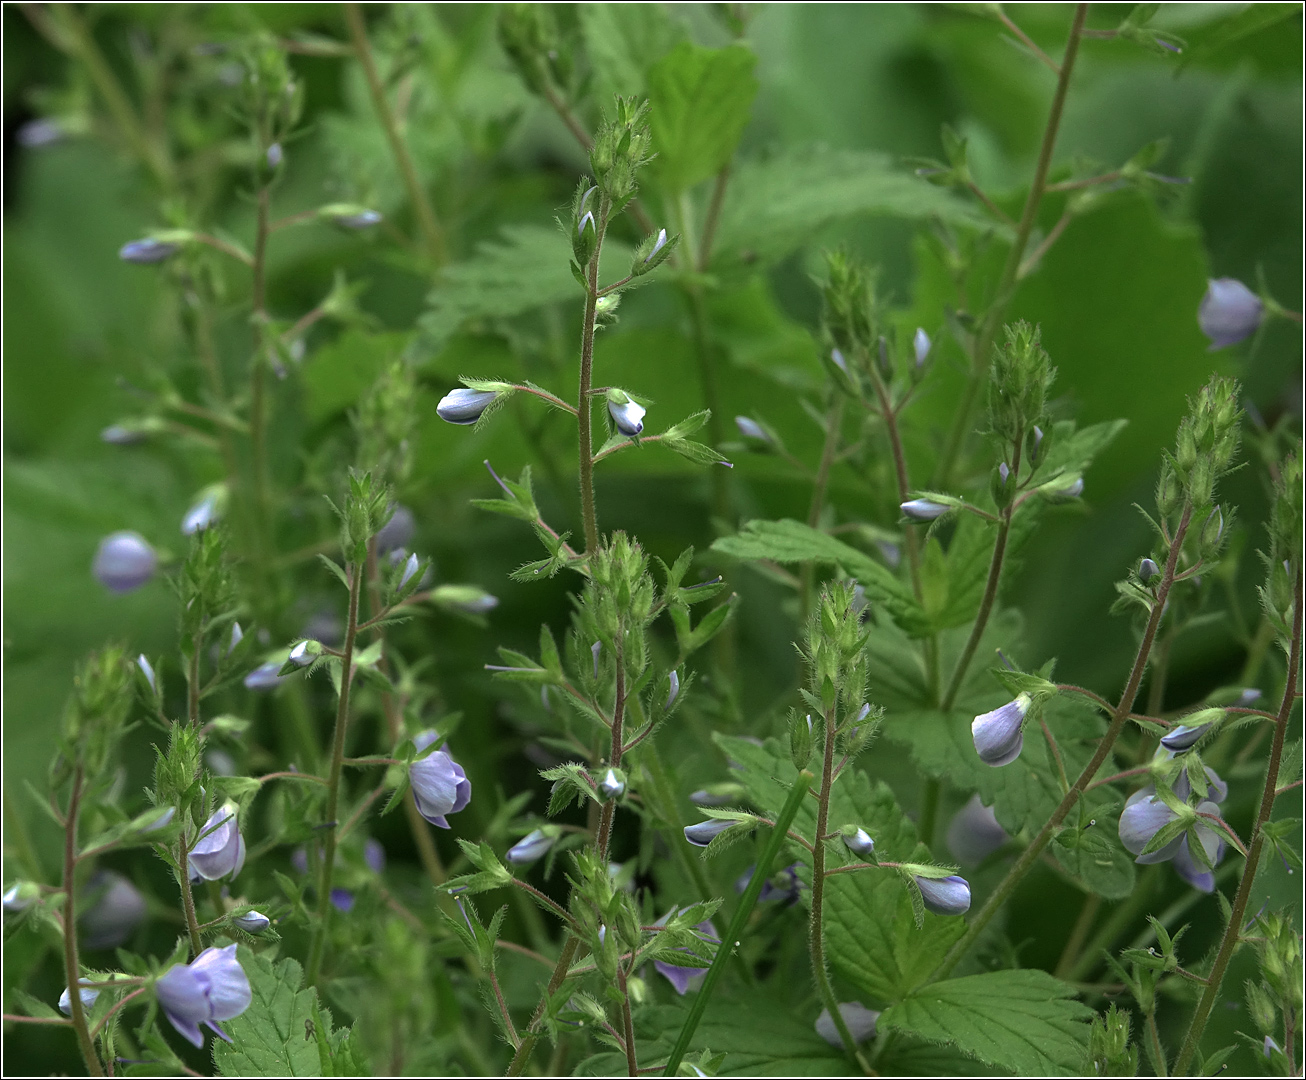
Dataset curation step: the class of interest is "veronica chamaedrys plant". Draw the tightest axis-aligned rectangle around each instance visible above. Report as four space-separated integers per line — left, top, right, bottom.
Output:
154 944 252 1048
408 737 472 829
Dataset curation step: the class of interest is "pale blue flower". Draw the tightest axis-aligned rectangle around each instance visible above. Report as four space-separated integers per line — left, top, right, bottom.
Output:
155 943 251 1048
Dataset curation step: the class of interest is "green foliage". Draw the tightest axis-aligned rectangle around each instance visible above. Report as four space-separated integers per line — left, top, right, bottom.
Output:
647 42 758 194
879 969 1093 1075
213 948 360 1077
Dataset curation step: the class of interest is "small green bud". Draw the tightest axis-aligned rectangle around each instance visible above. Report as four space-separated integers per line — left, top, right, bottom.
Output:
790 712 814 769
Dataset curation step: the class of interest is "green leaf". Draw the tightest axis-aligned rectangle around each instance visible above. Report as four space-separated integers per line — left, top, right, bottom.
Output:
712 519 928 635
214 947 359 1076
302 330 406 425
647 43 758 193
578 4 685 100
414 226 632 358
877 969 1094 1075
714 148 995 268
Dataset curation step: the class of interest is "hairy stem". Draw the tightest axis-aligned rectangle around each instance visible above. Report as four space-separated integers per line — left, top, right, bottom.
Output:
306 560 363 987
505 935 580 1076
619 968 638 1077
1172 567 1302 1075
933 3 1087 489
940 459 1019 710
810 710 873 1074
345 3 445 264
933 502 1194 980
177 827 203 958
577 196 611 554
61 766 105 1077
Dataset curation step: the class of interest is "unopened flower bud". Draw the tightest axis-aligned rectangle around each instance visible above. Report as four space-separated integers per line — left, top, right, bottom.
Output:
1139 557 1160 584
945 794 1009 866
1201 506 1224 550
644 227 668 264
376 505 415 554
189 803 246 881
93 531 158 593
606 391 646 437
666 670 680 709
506 828 555 864
842 828 875 858
735 416 769 443
3 882 38 911
137 654 157 693
81 870 147 949
915 874 971 916
243 660 284 691
816 1002 880 1047
592 641 602 679
900 499 949 522
266 142 283 169
971 694 1030 767
227 623 243 655
101 424 147 445
1160 708 1223 751
288 640 320 667
232 910 270 934
399 552 420 590
599 768 626 800
59 983 99 1016
913 328 931 367
437 388 500 425
119 238 180 264
830 348 849 375
684 819 734 848
1198 278 1263 350
181 489 223 535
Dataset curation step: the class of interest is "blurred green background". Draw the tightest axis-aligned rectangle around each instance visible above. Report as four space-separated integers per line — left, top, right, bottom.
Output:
3 3 1301 1074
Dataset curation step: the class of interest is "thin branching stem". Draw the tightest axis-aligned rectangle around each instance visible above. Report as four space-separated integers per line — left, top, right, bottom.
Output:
1173 567 1302 1075
933 502 1195 980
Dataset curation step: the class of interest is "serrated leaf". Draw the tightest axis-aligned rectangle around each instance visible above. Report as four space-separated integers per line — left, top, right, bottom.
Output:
647 43 757 193
714 147 996 267
877 969 1093 1075
212 948 324 1076
415 226 631 358
712 519 928 635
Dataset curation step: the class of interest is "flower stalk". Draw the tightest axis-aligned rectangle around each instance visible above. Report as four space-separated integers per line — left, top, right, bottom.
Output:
1172 566 1302 1075
934 3 1088 489
305 558 364 987
932 502 1195 981
61 765 106 1077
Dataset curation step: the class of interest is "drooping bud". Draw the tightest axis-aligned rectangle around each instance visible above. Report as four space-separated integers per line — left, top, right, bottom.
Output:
59 983 100 1016
399 552 420 590
409 745 472 829
683 818 735 848
666 670 680 709
119 238 181 264
945 794 1009 866
137 654 157 693
436 388 500 425
914 874 971 916
913 328 931 367
232 910 271 934
971 694 1030 767
1118 787 1183 864
816 1002 880 1047
1171 802 1225 892
900 499 949 522
606 390 646 437
506 828 555 865
735 416 769 443
599 768 626 800
1198 278 1263 350
287 640 320 667
1160 708 1223 751
842 827 876 858
93 531 158 593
